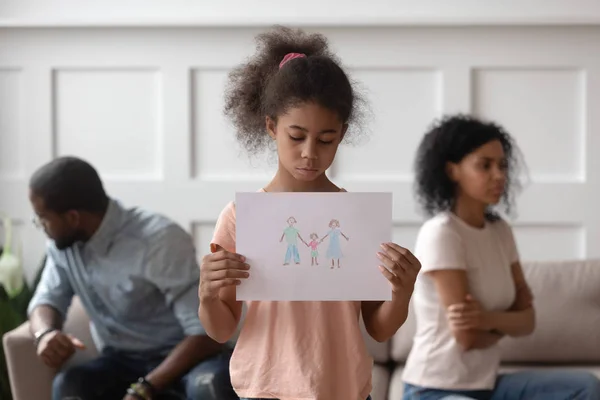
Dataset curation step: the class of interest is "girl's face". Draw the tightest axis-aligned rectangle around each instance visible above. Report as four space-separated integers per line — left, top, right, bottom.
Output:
447 139 507 207
329 220 338 228
266 102 347 182
310 234 317 240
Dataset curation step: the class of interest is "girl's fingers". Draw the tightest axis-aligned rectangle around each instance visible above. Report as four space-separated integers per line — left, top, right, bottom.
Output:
376 250 411 275
376 252 403 274
378 265 399 286
379 245 413 270
205 250 246 263
209 268 250 282
211 279 241 290
382 243 421 269
208 259 250 272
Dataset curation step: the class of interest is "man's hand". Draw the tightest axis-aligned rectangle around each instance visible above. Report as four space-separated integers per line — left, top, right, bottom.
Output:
36 330 85 369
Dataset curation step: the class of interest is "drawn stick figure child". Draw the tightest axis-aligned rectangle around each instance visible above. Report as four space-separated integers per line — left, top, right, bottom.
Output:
321 219 349 269
307 233 320 266
279 216 306 265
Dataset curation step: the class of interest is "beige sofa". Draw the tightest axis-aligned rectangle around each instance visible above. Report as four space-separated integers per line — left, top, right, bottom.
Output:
4 259 600 400
364 259 600 400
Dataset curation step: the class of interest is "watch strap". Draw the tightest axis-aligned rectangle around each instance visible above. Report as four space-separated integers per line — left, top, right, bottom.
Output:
33 328 57 348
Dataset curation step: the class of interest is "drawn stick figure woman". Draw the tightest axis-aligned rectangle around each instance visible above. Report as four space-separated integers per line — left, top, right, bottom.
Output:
321 219 349 269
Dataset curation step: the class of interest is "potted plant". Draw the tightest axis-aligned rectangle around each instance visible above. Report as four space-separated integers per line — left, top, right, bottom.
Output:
0 214 40 400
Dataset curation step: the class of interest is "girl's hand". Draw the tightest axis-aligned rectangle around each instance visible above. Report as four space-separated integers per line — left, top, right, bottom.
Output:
447 295 491 331
376 242 421 295
199 250 250 302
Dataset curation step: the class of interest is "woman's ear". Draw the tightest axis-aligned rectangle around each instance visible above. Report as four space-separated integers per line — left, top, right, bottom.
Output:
266 116 277 140
446 161 460 183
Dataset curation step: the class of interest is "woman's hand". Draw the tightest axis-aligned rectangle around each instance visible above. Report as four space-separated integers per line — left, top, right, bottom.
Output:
199 250 250 302
376 242 421 295
447 295 491 331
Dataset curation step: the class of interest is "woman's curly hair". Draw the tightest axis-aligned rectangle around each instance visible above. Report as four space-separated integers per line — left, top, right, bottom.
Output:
223 25 367 154
413 114 527 221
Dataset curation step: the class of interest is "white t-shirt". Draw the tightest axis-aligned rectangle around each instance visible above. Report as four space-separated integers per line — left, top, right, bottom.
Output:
402 211 519 390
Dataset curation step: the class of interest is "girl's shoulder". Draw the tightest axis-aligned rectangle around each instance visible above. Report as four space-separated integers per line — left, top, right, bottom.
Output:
211 201 237 253
219 200 236 221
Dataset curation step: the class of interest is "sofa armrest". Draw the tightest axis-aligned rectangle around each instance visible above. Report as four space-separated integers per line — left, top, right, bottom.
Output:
2 297 98 400
3 322 54 400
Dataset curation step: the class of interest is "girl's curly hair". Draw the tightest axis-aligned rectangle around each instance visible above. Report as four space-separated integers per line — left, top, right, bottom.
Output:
413 114 527 221
224 25 366 154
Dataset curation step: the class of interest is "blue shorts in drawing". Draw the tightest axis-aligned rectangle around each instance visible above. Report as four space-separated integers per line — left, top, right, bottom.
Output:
321 219 349 268
280 216 307 265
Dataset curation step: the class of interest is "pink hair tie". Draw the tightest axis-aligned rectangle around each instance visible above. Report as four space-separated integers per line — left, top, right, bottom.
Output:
279 52 306 69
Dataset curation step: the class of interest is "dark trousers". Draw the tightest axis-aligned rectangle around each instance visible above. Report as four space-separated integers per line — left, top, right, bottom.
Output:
52 346 238 400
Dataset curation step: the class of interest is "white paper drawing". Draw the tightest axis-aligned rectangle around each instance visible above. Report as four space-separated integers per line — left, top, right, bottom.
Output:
235 191 393 301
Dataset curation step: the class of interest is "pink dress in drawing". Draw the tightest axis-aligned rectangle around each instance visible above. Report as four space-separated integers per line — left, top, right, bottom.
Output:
307 235 320 266
309 240 319 255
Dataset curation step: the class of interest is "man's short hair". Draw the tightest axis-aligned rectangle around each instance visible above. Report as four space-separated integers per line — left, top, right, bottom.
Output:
29 156 109 214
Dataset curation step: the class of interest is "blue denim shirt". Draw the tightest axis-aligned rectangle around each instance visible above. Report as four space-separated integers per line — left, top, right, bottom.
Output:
28 199 205 355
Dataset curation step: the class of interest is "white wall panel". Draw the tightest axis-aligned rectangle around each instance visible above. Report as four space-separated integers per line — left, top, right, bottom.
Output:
2 0 600 26
192 222 218 261
0 69 24 179
473 68 585 182
53 68 163 180
334 69 442 181
0 26 599 279
191 68 275 180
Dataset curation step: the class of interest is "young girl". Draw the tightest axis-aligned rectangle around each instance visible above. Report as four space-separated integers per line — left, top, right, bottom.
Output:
402 115 600 400
321 218 349 268
198 26 421 400
307 233 320 265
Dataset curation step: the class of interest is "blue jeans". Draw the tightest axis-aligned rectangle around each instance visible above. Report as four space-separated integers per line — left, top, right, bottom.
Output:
240 397 371 400
284 244 300 264
52 346 238 400
403 370 600 400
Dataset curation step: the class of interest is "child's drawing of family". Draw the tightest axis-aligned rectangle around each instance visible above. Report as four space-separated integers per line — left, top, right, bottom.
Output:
279 217 350 268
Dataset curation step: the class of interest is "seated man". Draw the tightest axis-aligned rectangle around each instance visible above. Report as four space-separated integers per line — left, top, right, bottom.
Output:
27 156 237 400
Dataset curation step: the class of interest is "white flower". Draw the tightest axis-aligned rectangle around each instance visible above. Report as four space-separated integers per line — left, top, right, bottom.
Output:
0 214 23 298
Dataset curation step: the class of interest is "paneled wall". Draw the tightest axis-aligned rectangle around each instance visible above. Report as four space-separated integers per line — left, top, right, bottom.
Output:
1 25 599 279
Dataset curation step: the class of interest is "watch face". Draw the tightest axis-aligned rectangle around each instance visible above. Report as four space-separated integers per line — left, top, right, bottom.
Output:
35 328 54 340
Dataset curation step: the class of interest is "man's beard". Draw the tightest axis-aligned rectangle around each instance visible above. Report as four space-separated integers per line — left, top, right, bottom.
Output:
54 230 86 250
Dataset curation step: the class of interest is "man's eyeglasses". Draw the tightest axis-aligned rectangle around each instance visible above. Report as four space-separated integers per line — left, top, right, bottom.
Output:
31 216 44 229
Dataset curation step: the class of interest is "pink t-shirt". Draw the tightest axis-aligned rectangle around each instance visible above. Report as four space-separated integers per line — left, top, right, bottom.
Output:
309 240 319 250
210 201 373 400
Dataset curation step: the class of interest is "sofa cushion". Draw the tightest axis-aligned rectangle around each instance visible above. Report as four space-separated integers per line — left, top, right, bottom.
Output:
387 364 600 399
360 316 390 363
499 364 600 379
371 364 390 400
390 301 416 363
499 259 600 363
388 365 406 400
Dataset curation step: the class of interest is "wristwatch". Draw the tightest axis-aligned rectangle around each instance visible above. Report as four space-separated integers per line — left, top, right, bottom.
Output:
33 328 57 348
